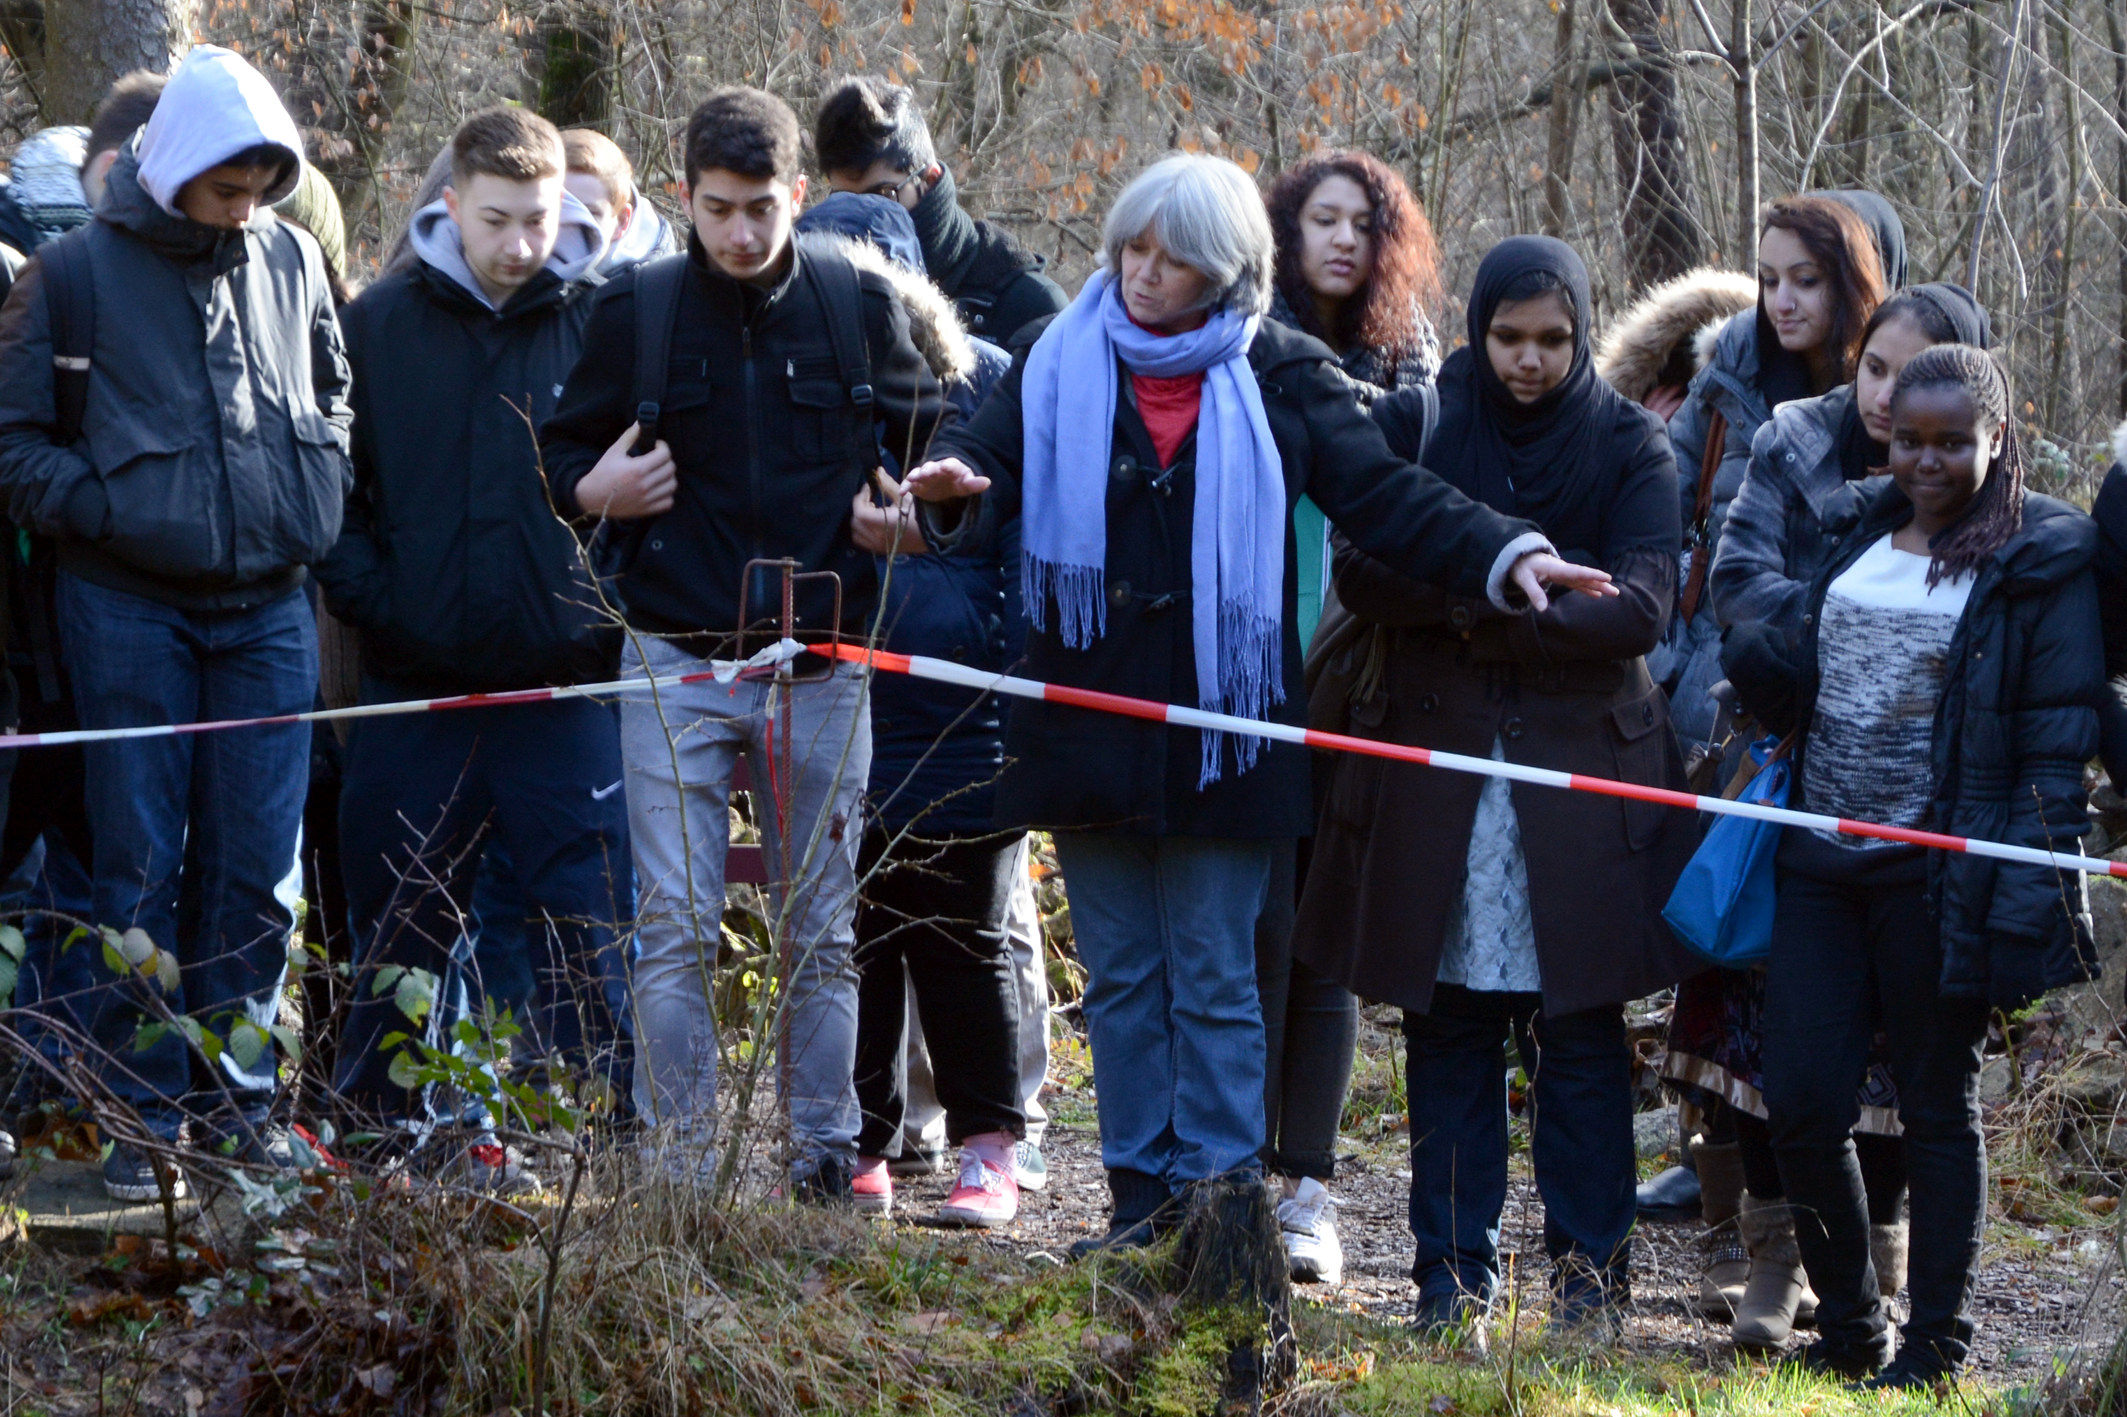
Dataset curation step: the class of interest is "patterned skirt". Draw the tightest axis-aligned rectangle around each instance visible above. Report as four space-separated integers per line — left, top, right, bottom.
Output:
1661 966 1902 1135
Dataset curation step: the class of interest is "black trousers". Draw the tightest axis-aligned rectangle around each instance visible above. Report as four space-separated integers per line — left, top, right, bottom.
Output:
1762 851 1989 1365
853 827 1024 1154
1253 838 1358 1179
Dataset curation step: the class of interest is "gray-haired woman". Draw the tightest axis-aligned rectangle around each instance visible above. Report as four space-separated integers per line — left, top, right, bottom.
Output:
905 153 1612 1254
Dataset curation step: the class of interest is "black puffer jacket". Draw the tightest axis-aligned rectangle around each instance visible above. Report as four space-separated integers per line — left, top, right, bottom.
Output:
0 147 352 610
540 232 952 643
1725 479 2103 1000
927 317 1542 838
2087 430 2127 785
909 167 1067 346
317 257 610 694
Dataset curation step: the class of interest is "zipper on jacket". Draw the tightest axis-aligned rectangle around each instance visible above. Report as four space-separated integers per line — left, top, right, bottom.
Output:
742 317 766 590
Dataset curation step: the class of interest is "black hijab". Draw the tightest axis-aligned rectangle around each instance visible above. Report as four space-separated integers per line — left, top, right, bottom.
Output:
1431 236 1628 545
1834 282 1992 483
1905 281 1991 349
1756 189 1909 409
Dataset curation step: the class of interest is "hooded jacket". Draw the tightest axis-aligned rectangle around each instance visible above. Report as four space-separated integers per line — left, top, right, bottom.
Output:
136 47 306 215
2089 418 2127 786
0 115 350 610
1725 480 2102 1001
909 165 1067 345
1594 267 1759 406
540 229 954 642
597 201 677 277
316 195 610 693
1707 384 1875 640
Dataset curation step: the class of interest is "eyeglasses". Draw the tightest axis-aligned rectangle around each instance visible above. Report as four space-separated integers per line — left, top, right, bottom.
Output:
867 173 921 202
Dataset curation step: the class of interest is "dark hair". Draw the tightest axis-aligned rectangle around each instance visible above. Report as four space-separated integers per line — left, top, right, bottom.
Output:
451 106 565 187
685 87 804 188
814 77 936 178
1858 288 1960 354
85 70 166 167
1760 195 1887 383
1265 151 1440 362
1889 343 2026 587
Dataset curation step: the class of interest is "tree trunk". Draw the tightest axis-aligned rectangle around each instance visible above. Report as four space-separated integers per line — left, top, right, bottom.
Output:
536 4 615 129
2110 0 2127 416
35 0 190 125
1542 0 1578 236
1604 0 1707 289
1730 0 1756 263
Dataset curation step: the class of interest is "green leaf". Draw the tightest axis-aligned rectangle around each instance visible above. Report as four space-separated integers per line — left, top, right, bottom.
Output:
134 1022 169 1053
227 1022 266 1072
385 1050 425 1089
392 968 436 1025
100 942 127 977
269 1024 303 1068
0 953 16 1006
118 927 155 969
60 925 90 953
153 950 181 993
0 923 25 961
377 1030 409 1051
370 965 406 998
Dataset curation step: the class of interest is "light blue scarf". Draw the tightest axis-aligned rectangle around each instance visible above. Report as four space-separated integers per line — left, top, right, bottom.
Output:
1020 270 1286 785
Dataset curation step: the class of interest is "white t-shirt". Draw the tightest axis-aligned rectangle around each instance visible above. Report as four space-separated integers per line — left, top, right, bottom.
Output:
1803 533 1972 843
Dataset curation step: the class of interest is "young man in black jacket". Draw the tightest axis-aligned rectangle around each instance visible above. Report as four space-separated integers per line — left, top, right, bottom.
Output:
814 77 1065 346
316 107 629 1164
0 46 351 1201
541 86 952 1198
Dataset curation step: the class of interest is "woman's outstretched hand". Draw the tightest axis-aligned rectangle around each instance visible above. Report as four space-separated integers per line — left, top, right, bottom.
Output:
1512 552 1616 613
904 457 992 501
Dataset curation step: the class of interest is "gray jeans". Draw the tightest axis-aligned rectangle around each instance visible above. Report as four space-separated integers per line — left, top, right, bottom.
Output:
620 639 870 1174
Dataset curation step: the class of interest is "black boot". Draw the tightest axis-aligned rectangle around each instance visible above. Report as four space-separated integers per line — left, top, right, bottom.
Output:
1070 1167 1174 1260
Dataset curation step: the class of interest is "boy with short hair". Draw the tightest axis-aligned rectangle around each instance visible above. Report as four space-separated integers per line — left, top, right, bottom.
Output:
80 71 168 208
813 77 1064 344
541 85 952 1200
316 106 629 1168
561 128 676 276
0 45 351 1200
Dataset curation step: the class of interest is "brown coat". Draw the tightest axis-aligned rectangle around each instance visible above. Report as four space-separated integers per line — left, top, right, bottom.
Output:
1292 544 1706 1018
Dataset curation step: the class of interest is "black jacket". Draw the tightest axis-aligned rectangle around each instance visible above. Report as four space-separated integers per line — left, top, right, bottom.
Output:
909 167 1067 346
2090 459 2127 785
0 148 352 610
316 259 612 694
1725 480 2102 1001
540 233 953 643
928 317 1541 838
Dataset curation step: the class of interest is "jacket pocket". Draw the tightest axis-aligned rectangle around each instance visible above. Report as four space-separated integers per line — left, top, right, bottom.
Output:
92 422 225 579
788 356 854 467
280 410 351 567
1609 684 1675 851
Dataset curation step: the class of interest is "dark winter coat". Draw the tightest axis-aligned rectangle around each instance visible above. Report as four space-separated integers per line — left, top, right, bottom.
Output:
909 166 1067 346
0 146 353 611
1292 363 1705 1018
1724 480 2103 1000
925 317 1543 838
539 232 954 643
2088 424 2127 787
315 258 613 694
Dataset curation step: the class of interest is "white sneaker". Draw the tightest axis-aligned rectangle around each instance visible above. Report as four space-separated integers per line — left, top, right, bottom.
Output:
1278 1177 1343 1284
1012 1140 1048 1191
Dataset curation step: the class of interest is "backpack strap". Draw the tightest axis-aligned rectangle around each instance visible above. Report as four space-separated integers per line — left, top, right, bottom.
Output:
1678 407 1728 624
1412 380 1440 464
796 237 878 486
40 228 93 446
628 253 688 452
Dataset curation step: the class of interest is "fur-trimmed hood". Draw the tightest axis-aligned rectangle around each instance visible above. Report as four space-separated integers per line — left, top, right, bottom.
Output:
808 232 976 387
1596 267 1758 403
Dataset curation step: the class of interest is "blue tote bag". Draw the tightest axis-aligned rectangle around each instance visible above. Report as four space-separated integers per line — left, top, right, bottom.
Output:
1661 736 1793 967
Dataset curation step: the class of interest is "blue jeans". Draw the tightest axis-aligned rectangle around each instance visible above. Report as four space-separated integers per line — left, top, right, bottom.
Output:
1051 833 1273 1185
2 832 95 1105
1404 985 1636 1311
58 574 313 1140
334 682 633 1126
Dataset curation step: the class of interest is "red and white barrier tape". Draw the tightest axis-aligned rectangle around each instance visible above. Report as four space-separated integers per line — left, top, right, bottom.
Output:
0 639 809 751
821 641 2127 882
2 631 2114 882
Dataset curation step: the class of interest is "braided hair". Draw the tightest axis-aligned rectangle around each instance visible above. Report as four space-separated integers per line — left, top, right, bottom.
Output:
1888 343 2027 587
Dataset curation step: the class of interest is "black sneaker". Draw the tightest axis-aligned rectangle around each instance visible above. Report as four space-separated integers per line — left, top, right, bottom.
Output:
1412 1292 1491 1354
1067 1168 1176 1261
793 1154 855 1207
102 1141 188 1203
1855 1344 1959 1392
1788 1337 1887 1382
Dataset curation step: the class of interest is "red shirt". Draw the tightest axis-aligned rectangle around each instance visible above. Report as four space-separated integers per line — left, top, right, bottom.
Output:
1131 370 1204 468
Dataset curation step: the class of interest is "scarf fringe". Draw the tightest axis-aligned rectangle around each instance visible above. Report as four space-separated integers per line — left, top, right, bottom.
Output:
1198 601 1287 788
1023 555 1108 649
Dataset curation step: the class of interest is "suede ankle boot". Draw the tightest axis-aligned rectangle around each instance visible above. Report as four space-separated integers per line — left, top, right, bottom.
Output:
1693 1140 1749 1320
1870 1218 1909 1300
1731 1193 1817 1349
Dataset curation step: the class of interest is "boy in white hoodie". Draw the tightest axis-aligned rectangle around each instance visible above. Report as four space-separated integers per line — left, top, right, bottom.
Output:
315 107 630 1176
0 45 351 1202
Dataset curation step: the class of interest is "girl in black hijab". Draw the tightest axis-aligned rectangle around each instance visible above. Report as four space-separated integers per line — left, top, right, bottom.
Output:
1294 236 1700 1341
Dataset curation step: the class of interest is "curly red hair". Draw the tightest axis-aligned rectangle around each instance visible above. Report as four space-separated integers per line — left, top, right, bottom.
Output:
1266 152 1441 361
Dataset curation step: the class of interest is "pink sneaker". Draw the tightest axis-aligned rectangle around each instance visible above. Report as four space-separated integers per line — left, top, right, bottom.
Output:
851 1156 893 1215
936 1147 1019 1227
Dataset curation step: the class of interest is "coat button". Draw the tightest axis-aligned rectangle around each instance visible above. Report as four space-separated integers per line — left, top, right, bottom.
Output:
1448 605 1471 630
651 539 663 551
1504 717 1525 740
1642 703 1655 726
1109 580 1132 607
1112 456 1137 482
1802 612 1813 625
1419 693 1440 713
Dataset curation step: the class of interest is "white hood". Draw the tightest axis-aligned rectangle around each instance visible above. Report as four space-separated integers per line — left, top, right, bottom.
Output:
406 186 606 309
599 202 672 274
136 46 304 217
